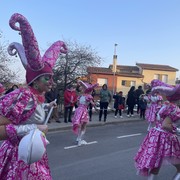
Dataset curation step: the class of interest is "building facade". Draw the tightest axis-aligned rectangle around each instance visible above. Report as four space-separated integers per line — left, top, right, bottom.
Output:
87 63 178 96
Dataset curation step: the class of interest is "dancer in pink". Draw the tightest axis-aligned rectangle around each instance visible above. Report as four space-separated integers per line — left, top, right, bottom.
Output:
0 13 67 179
134 79 180 180
72 80 98 146
144 90 163 131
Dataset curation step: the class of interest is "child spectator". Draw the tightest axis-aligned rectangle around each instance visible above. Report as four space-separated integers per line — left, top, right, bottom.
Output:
113 91 125 118
138 94 147 119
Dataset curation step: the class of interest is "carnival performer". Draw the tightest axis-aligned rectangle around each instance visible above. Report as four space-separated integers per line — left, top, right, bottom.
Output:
0 13 67 180
72 80 98 146
144 82 163 131
134 79 180 180
0 83 5 97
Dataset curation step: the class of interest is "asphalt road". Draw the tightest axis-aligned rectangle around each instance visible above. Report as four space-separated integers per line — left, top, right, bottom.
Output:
47 121 176 180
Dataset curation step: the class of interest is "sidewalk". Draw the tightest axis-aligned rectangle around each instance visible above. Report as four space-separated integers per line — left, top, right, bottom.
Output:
48 112 143 132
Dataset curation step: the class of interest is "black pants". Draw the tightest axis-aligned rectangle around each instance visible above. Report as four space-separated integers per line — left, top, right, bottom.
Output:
64 106 73 122
88 103 93 121
99 102 109 122
115 109 122 116
140 109 146 119
127 104 134 115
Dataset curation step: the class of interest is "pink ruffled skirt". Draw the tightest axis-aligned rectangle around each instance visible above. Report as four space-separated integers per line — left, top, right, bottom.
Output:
134 127 180 176
72 105 89 134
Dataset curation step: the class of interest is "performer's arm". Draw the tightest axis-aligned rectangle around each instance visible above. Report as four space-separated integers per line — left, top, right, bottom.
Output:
0 126 8 140
0 115 11 125
162 116 173 131
0 116 11 140
0 123 48 141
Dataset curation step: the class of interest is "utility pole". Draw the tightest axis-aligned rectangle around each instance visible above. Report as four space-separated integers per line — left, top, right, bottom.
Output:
112 43 118 94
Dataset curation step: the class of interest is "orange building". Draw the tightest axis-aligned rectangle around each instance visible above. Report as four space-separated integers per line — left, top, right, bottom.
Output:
87 63 178 96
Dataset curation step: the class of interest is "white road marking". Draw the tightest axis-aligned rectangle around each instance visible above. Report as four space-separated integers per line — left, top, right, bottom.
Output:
64 141 98 149
117 133 142 139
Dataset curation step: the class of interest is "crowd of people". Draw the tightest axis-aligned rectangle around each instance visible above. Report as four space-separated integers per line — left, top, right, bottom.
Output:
0 12 180 180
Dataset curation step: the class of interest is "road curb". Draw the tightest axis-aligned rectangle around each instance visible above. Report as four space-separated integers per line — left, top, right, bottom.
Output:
48 118 143 132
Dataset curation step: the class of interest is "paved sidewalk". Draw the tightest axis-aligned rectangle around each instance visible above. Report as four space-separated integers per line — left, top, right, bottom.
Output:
48 112 143 132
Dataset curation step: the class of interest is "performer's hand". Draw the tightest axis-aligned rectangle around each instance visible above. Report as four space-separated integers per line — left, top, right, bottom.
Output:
37 125 48 134
94 106 98 112
49 101 57 108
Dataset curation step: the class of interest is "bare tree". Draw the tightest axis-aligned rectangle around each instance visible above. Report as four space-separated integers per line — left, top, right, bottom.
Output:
0 33 17 85
53 40 102 90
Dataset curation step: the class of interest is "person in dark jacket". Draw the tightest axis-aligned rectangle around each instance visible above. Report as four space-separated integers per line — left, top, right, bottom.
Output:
135 86 144 114
113 91 125 118
88 88 96 121
126 86 136 117
138 94 147 119
99 84 112 122
45 83 60 123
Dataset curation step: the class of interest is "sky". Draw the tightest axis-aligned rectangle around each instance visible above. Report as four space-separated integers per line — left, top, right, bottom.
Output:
0 0 180 82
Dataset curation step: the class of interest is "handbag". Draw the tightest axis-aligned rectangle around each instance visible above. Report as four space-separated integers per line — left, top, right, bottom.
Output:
118 104 124 110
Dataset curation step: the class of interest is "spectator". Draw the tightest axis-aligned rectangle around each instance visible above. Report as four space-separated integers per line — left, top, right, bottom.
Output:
126 86 136 117
64 84 77 123
5 84 18 94
113 91 125 118
45 83 60 123
145 84 151 95
135 86 144 114
99 84 112 122
138 94 147 119
88 84 96 121
74 83 81 109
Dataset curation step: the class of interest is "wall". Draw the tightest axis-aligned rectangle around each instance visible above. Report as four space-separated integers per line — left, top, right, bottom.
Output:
142 70 176 85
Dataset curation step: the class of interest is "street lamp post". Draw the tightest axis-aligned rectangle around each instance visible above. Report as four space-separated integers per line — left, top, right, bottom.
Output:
112 44 118 95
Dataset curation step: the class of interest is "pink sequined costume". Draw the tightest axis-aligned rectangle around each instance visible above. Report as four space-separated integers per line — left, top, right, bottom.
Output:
144 94 163 131
72 94 93 134
0 13 67 179
0 88 52 179
134 80 180 177
145 94 163 123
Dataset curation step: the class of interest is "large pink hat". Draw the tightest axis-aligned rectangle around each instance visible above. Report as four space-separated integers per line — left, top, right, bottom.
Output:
78 80 98 93
151 79 180 101
0 83 5 94
8 13 67 85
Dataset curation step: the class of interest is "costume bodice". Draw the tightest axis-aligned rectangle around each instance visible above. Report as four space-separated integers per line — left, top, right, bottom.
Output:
21 98 46 124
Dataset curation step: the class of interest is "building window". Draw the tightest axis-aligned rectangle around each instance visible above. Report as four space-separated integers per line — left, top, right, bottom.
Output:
131 81 136 86
162 75 168 83
122 80 126 86
154 74 168 82
97 78 107 86
154 74 160 80
121 80 136 87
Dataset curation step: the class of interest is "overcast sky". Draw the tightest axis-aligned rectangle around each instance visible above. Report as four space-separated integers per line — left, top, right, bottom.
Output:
0 0 180 82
